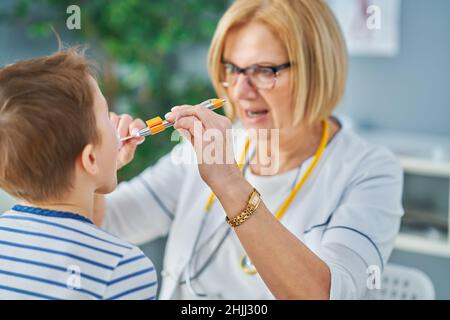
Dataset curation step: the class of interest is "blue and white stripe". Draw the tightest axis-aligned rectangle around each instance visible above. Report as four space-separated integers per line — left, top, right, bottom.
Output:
0 206 157 300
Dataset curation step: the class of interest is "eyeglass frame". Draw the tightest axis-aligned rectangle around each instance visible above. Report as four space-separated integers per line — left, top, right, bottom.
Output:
220 60 291 90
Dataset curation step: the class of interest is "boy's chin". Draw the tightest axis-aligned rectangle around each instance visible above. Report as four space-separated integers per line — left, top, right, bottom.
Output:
95 181 117 194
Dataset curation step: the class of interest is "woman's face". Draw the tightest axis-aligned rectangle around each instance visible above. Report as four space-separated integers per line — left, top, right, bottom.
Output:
223 22 292 130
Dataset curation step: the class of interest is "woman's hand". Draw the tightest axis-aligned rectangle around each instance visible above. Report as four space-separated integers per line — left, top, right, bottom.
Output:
165 104 242 189
109 112 146 170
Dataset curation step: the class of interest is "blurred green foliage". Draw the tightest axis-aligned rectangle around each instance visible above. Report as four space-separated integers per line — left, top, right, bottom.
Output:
2 0 229 180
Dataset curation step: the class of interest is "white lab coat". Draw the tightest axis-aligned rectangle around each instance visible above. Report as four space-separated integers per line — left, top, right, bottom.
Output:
103 122 404 299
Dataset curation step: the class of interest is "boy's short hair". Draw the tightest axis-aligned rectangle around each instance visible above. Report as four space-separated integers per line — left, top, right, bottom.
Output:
0 48 100 202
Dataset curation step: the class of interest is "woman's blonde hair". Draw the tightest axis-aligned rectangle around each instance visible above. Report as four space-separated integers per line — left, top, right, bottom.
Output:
208 0 347 125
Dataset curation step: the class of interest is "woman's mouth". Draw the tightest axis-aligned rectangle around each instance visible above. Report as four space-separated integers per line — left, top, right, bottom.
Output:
244 109 269 123
246 110 268 117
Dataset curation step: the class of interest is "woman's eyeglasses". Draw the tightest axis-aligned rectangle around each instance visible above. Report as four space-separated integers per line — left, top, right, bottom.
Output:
221 61 290 90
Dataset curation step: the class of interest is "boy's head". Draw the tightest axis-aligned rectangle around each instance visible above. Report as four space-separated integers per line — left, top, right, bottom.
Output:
0 48 119 203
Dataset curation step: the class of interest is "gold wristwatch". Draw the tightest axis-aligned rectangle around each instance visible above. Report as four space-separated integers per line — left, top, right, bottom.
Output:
226 188 261 228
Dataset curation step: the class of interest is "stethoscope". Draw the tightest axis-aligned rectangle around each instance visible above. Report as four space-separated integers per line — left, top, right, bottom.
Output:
180 120 329 298
181 162 303 298
180 142 253 298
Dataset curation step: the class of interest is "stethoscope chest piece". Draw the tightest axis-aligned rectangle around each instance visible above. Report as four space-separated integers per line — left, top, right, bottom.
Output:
240 255 258 275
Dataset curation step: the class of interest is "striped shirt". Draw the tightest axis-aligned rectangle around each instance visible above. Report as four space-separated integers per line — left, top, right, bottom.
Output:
0 205 157 300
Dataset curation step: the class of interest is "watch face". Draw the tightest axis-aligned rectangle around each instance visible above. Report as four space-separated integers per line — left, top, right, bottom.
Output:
250 194 258 206
249 192 259 206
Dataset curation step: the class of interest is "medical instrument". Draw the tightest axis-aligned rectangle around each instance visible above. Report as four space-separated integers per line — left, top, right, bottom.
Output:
182 137 251 297
120 98 226 142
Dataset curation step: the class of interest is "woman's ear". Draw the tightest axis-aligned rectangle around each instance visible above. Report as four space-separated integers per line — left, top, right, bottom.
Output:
80 144 99 176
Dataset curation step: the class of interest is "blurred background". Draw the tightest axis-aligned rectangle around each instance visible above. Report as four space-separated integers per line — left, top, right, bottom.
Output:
1 0 450 299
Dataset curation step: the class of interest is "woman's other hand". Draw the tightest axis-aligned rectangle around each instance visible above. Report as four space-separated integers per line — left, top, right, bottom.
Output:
109 112 146 170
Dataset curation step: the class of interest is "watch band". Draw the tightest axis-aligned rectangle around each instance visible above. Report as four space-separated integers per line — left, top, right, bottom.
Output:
226 188 261 228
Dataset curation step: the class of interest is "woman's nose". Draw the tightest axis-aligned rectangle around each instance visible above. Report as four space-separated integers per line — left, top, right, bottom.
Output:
233 73 258 100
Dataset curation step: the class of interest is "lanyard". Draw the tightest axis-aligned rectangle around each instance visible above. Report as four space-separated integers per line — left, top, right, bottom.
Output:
183 120 330 295
203 120 330 219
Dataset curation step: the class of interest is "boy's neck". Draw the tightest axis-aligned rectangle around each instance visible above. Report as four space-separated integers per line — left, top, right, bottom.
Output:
22 189 95 222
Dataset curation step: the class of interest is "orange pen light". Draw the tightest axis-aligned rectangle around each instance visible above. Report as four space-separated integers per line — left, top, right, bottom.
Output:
120 98 226 142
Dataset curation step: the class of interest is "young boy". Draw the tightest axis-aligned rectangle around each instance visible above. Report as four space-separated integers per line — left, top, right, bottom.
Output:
0 48 157 300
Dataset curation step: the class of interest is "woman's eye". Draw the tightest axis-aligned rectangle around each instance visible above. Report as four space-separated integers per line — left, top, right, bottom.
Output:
225 64 237 74
256 68 274 78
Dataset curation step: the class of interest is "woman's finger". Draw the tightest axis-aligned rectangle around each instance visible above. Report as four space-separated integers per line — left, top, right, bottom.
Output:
173 115 205 138
176 127 194 145
129 118 146 132
128 118 146 145
117 114 134 140
113 115 146 169
109 112 120 128
117 142 138 169
166 104 211 126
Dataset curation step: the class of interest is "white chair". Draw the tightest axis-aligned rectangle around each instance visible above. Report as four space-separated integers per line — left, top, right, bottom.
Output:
365 264 435 300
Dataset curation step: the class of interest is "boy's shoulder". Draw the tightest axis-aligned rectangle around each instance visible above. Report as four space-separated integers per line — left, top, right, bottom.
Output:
0 208 158 299
88 222 155 268
2 207 153 259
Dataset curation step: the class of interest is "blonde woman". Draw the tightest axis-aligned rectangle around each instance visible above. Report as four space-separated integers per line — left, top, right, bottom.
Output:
98 0 403 299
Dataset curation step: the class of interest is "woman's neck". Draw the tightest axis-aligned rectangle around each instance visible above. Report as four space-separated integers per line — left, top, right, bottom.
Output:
249 117 339 176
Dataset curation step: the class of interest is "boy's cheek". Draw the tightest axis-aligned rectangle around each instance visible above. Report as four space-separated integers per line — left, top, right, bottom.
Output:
103 128 120 168
105 123 120 150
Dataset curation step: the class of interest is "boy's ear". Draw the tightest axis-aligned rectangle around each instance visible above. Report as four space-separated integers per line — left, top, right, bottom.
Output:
80 144 99 176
